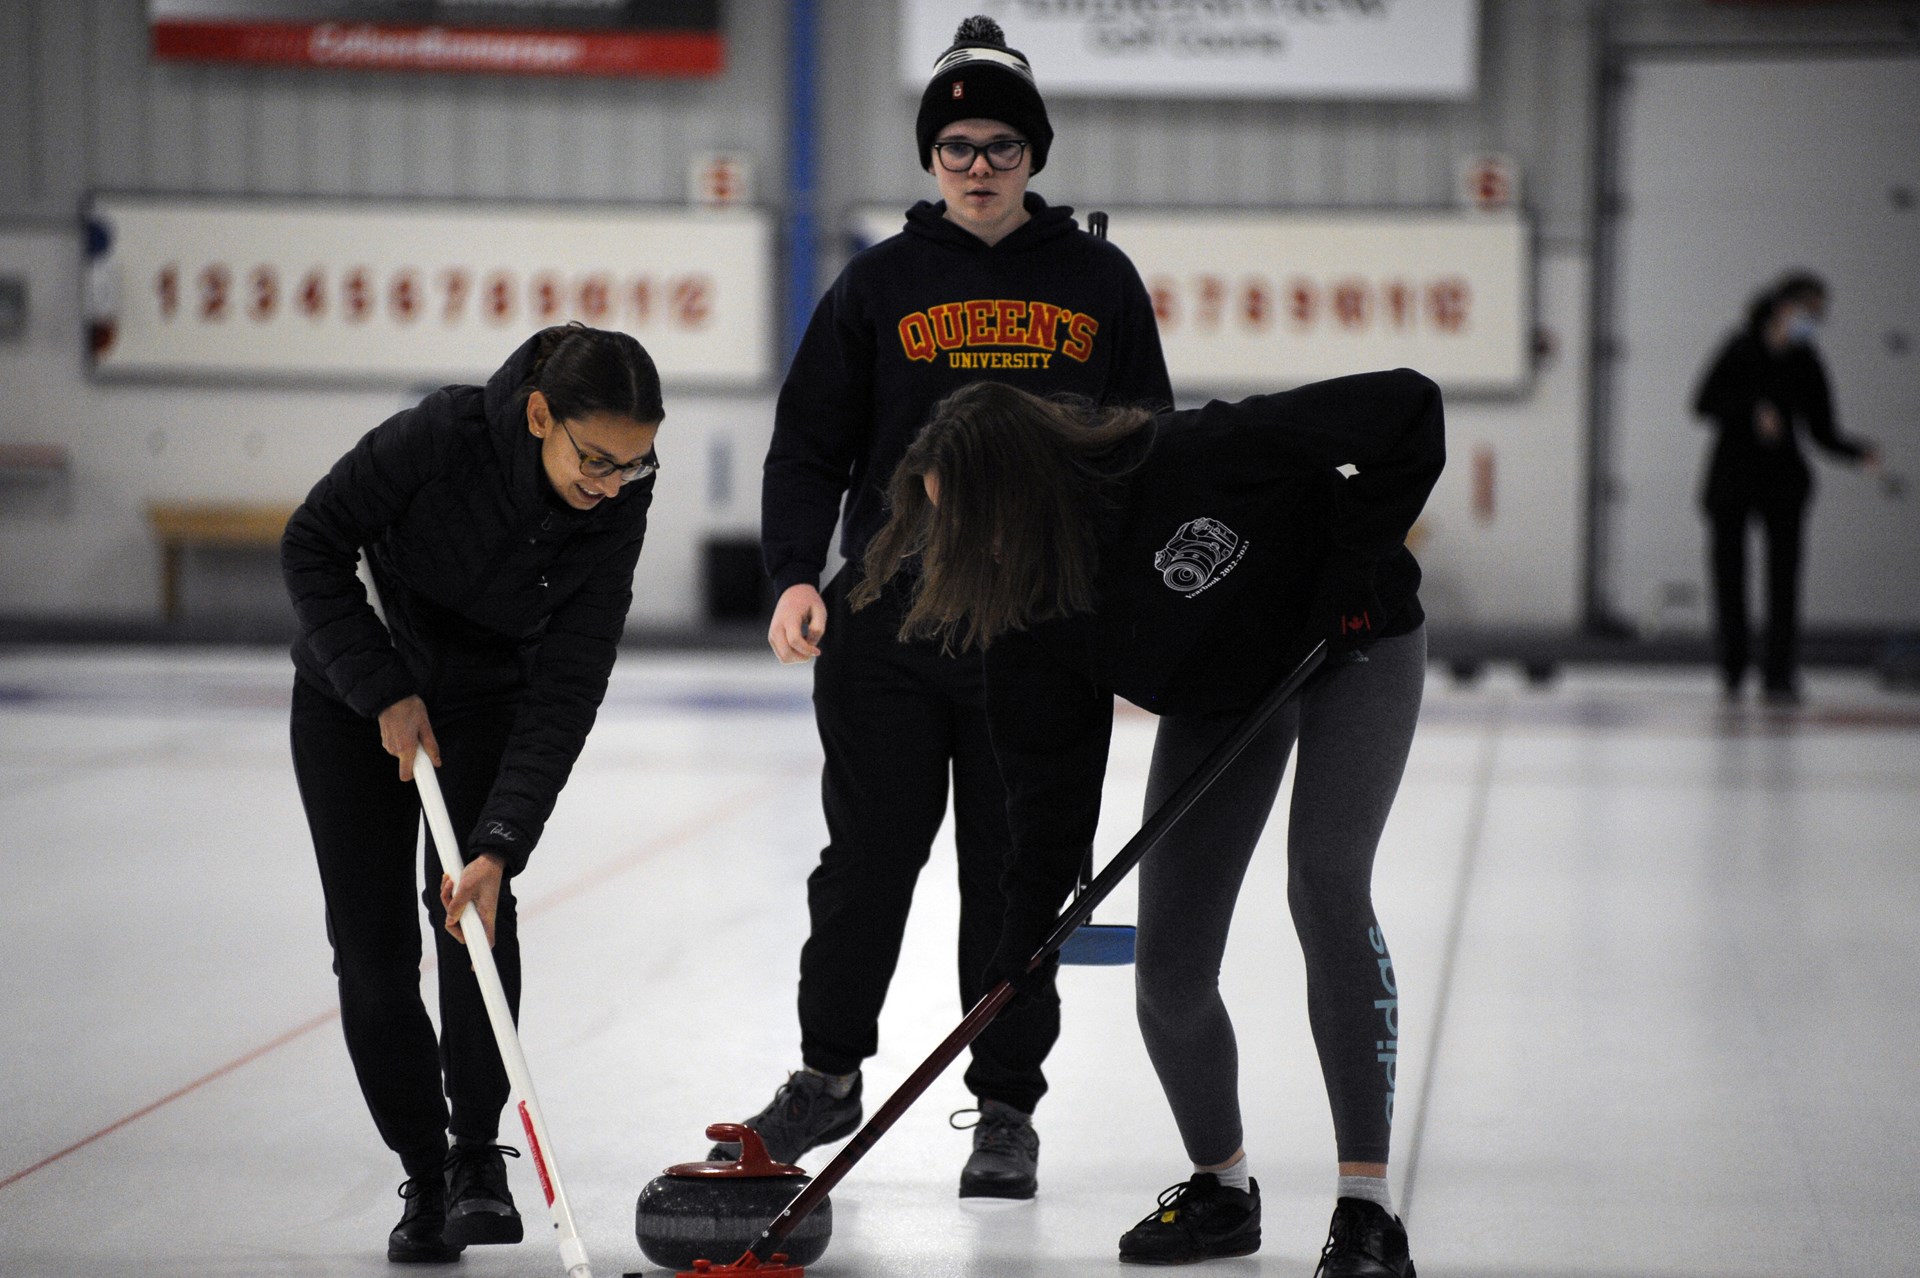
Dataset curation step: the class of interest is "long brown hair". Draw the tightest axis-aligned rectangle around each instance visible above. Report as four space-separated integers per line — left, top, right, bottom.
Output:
854 381 1154 652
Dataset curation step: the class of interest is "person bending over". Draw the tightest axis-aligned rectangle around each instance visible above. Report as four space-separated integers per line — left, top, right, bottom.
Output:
856 370 1442 1275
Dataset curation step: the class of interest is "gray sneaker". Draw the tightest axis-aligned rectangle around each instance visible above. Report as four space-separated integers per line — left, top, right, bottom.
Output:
708 1070 863 1166
953 1099 1039 1199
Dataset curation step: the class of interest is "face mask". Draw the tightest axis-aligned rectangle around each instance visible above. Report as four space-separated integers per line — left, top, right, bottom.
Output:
1786 313 1820 346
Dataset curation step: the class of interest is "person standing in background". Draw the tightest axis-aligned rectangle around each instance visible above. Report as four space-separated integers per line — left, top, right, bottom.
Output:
1693 272 1878 704
722 14 1172 1201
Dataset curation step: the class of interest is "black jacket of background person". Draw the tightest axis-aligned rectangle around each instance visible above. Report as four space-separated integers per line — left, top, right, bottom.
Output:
1693 331 1869 511
763 192 1173 594
282 334 654 875
982 369 1444 919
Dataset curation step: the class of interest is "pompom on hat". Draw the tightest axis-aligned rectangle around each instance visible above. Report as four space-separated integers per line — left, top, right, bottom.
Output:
915 15 1053 175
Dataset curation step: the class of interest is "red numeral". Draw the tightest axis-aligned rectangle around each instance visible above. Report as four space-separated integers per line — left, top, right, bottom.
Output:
1148 277 1177 327
629 277 653 324
485 272 515 323
439 269 470 323
1428 278 1470 333
1287 278 1316 328
1194 275 1225 329
299 269 326 319
1333 279 1370 330
577 274 611 322
343 269 371 323
156 264 180 320
1385 281 1413 329
199 264 230 321
670 276 712 327
531 273 562 321
389 271 419 323
248 266 278 322
1242 278 1271 329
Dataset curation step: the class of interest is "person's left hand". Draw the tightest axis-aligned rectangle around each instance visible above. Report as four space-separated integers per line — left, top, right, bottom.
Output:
441 852 506 948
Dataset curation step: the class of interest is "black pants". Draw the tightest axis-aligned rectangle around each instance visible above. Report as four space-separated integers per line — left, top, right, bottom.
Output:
797 572 1060 1113
1706 493 1807 692
289 677 522 1167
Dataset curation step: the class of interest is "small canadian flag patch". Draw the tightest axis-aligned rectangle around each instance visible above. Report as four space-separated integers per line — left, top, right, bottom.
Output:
951 80 964 99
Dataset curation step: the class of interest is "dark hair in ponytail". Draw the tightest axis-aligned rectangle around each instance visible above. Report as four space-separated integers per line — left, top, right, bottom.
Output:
520 321 664 425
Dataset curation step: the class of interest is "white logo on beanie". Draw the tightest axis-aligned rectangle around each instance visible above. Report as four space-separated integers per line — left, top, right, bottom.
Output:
952 80 963 98
932 43 1035 82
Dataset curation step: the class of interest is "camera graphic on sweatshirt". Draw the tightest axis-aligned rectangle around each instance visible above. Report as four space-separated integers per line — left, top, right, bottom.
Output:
1154 517 1243 594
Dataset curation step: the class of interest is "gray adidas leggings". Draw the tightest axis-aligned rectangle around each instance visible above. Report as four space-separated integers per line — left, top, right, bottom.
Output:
1135 626 1425 1167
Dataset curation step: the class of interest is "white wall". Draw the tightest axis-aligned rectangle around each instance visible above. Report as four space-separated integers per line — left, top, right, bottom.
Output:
1414 250 1591 631
0 225 772 628
1604 53 1920 632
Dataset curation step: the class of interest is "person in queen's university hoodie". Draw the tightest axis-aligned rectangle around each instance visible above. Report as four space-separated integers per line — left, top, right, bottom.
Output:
856 370 1443 1275
282 324 661 1264
724 15 1171 1199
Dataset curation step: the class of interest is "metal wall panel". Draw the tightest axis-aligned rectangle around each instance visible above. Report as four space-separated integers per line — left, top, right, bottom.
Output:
0 0 785 222
825 0 1600 289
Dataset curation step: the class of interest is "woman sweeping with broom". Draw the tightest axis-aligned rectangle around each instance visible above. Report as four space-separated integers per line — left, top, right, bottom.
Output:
853 368 1442 1276
282 323 661 1264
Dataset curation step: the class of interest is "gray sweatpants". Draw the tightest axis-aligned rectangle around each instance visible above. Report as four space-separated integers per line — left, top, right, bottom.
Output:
1135 626 1425 1167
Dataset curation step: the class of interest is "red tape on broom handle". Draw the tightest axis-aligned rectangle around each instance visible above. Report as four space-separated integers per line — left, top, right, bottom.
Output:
742 641 1329 1263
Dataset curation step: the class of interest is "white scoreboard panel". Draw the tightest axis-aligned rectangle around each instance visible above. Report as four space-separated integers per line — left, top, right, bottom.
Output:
854 208 1531 396
87 194 775 387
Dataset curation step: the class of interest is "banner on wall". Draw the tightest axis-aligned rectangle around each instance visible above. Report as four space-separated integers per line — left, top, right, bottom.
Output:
854 207 1529 394
86 194 773 386
149 1 724 77
900 0 1479 99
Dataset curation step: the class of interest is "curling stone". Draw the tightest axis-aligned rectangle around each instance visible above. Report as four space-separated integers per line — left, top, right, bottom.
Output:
634 1123 831 1271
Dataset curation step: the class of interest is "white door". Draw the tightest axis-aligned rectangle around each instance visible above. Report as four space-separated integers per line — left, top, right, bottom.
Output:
1605 54 1920 633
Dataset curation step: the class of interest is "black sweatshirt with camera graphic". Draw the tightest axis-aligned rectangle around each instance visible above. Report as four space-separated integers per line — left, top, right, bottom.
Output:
982 368 1444 920
762 192 1172 595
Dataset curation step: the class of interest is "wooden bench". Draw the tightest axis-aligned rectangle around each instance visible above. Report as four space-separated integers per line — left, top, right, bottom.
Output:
146 502 298 622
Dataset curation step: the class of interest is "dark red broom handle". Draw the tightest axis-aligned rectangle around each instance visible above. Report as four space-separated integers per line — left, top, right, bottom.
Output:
743 641 1329 1263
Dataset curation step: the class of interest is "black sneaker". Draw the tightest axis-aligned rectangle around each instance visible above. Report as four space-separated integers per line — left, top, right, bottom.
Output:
1117 1173 1260 1264
707 1071 863 1166
952 1100 1039 1199
388 1173 463 1264
441 1142 523 1247
1312 1197 1416 1278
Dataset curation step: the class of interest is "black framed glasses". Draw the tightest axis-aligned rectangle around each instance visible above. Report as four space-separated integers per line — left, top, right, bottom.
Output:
931 139 1030 172
559 419 657 483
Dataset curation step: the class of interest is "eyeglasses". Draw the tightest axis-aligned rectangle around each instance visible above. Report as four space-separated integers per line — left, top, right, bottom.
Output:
931 139 1030 173
559 419 658 483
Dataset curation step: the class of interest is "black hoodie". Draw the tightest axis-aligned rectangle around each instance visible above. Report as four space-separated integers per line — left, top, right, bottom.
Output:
982 368 1444 921
282 333 654 873
762 193 1172 594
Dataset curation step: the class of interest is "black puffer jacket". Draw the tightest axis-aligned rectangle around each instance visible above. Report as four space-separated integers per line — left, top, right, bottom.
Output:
282 334 653 874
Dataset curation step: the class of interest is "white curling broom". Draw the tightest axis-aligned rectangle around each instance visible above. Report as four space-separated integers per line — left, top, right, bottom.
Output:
358 555 592 1278
413 749 593 1278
